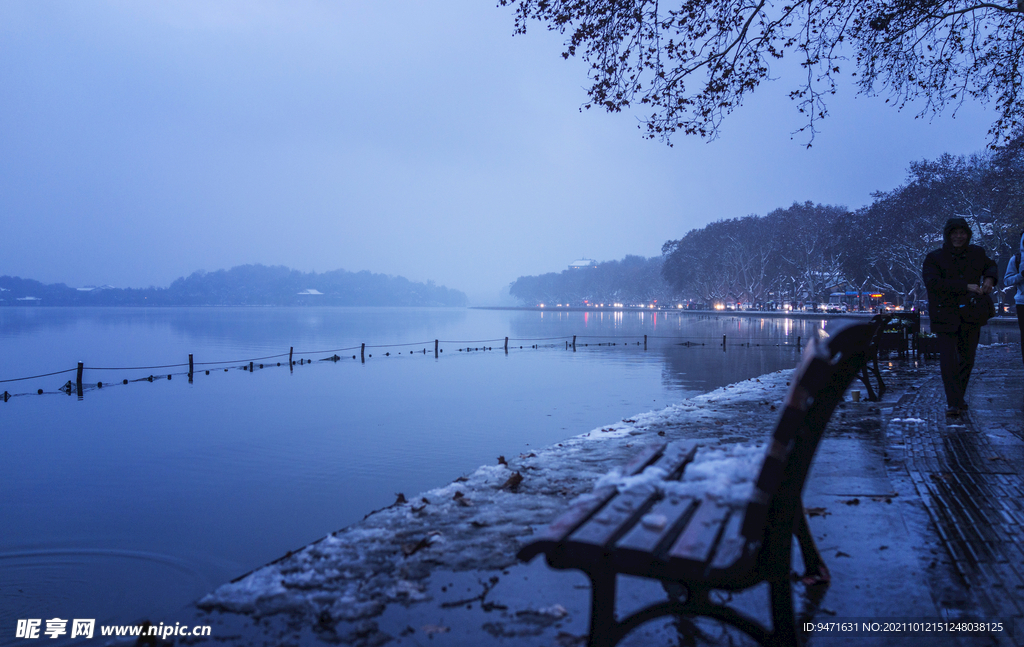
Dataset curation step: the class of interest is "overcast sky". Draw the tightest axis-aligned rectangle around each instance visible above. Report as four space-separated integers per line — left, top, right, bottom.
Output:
0 1 994 303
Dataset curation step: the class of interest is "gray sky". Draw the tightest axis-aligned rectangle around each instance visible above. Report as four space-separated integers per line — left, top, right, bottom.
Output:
0 1 994 304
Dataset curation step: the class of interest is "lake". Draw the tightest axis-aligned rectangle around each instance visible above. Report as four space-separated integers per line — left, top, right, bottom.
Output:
0 307 1017 641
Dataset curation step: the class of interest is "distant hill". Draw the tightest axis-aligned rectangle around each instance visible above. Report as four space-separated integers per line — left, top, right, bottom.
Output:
0 265 468 307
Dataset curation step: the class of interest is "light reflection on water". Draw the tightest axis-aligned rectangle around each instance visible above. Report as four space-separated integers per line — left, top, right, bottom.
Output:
0 307 1018 640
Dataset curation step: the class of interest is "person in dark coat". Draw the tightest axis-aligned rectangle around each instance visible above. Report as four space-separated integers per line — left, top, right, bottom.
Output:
922 217 998 416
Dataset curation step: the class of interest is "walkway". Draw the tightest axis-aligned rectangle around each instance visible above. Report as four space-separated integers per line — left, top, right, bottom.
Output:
886 344 1024 643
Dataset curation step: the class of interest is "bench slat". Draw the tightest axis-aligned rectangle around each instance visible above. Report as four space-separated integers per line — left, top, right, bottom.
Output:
517 484 621 562
612 494 697 572
666 499 732 573
553 441 701 565
563 488 658 563
707 507 750 575
620 441 671 476
653 440 701 480
517 442 669 562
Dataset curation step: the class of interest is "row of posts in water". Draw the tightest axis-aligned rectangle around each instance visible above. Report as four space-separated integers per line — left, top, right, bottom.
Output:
1 333 802 402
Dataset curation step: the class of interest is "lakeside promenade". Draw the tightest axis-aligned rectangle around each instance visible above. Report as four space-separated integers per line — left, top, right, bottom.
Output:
185 344 1024 646
475 305 1023 328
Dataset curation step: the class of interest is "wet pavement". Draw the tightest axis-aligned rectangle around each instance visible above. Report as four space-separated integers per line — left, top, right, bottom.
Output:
882 344 1024 644
176 345 1024 647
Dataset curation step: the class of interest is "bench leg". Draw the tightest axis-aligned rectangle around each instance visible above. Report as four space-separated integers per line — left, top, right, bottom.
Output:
769 577 801 647
793 507 830 586
858 365 878 402
587 568 618 647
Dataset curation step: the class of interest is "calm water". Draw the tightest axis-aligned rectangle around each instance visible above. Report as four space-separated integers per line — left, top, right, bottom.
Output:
1 307 1016 640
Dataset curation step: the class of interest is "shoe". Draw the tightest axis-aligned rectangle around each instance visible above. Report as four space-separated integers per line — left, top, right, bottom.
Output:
960 402 970 411
946 407 961 417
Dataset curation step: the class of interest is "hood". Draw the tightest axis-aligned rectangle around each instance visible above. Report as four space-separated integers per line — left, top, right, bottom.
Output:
943 217 972 246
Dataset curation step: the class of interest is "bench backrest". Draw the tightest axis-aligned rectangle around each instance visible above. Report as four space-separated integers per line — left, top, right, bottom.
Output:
741 320 876 547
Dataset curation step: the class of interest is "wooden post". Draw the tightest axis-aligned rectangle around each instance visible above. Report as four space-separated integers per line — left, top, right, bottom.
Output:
504 337 508 354
362 343 366 363
249 361 254 372
188 354 194 382
644 334 647 350
434 339 438 358
76 362 84 398
289 347 294 365
722 335 727 348
572 335 576 351
797 336 801 349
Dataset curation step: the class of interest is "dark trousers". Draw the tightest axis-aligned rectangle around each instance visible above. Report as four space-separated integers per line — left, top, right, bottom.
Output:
1017 306 1024 365
935 325 981 408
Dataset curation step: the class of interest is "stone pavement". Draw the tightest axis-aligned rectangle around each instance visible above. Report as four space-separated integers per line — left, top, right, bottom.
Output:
883 344 1024 644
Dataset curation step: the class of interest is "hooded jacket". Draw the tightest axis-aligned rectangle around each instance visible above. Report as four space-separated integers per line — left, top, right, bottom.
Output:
922 217 998 332
1002 231 1024 306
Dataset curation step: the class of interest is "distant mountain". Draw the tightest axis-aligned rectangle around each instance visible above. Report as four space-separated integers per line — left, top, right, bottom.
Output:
0 265 468 307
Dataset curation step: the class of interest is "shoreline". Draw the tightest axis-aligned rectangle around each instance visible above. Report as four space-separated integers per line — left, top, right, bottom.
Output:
172 346 1023 646
184 363 901 645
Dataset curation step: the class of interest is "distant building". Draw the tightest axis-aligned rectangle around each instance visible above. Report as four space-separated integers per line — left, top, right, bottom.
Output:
568 259 598 270
75 285 115 292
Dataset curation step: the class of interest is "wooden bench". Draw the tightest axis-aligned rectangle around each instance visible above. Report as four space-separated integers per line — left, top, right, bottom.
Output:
517 320 876 647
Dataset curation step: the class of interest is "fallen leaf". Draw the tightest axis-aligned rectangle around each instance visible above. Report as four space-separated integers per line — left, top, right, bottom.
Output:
499 471 524 492
842 498 860 506
556 632 588 647
402 538 430 556
835 551 851 558
805 507 830 518
422 625 450 635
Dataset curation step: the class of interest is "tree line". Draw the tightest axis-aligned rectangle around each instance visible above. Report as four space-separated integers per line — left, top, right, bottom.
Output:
510 138 1024 307
0 264 468 307
509 256 671 306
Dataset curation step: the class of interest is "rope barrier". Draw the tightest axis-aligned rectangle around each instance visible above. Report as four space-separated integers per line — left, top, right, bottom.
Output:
0 367 78 383
0 331 813 399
